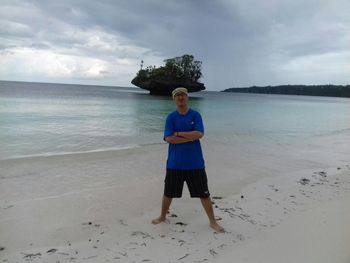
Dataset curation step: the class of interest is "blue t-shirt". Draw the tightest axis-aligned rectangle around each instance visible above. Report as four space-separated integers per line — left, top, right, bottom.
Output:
164 108 205 170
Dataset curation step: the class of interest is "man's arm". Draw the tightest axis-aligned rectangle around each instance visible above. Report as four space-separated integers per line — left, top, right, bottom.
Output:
165 135 195 144
176 131 204 140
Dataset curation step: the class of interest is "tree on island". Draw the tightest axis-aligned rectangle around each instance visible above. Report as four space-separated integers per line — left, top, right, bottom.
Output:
222 85 350 98
131 54 206 95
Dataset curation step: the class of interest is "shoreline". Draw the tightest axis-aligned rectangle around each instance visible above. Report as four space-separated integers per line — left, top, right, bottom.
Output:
0 142 168 162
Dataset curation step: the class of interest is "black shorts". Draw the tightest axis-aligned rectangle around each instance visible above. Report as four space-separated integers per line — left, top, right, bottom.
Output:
164 169 210 198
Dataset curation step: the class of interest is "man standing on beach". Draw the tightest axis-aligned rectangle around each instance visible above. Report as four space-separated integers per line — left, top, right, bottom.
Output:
152 87 224 232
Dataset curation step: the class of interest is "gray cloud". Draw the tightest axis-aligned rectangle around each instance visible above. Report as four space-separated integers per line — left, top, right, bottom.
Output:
0 0 349 89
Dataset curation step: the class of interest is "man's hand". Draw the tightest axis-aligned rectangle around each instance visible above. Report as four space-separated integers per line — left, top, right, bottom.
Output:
165 136 194 144
165 131 203 144
177 131 204 140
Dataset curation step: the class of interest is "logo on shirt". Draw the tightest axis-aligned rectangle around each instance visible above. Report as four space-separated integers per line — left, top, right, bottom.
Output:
191 121 194 125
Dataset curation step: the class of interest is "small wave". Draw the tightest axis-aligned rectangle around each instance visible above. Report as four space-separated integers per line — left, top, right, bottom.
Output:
314 128 350 137
0 145 140 161
139 142 165 146
0 141 167 161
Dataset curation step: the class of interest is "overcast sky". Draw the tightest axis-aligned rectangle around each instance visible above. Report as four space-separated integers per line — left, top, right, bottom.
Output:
1 0 349 91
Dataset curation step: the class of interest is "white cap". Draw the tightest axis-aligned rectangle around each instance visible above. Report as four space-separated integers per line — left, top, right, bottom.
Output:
172 87 188 100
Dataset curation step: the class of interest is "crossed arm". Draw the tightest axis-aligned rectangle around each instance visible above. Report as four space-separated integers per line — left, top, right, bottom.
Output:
165 131 204 144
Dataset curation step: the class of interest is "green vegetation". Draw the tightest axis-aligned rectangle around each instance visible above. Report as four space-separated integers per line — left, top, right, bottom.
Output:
131 54 205 95
223 85 350 98
136 54 202 82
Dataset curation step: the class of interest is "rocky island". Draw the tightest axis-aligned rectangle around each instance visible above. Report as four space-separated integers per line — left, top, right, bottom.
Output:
131 54 205 95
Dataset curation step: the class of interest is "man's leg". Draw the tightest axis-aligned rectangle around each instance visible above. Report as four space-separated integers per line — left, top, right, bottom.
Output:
200 197 225 232
152 195 172 224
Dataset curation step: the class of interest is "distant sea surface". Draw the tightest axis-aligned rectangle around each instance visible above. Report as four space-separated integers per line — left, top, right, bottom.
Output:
1 80 350 160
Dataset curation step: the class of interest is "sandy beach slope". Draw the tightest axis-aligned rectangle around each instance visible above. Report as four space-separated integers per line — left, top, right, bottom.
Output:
216 191 350 263
1 133 350 262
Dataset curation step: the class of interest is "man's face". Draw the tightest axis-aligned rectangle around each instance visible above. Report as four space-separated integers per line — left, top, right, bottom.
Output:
174 92 188 107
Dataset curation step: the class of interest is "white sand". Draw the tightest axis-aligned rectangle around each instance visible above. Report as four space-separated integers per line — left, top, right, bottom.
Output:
217 192 350 263
1 133 350 262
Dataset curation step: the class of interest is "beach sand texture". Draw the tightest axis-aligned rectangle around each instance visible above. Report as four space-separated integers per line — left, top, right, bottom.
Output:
1 132 350 263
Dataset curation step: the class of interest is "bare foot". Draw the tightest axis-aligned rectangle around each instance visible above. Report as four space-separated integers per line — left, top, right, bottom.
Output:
210 222 225 233
151 216 166 224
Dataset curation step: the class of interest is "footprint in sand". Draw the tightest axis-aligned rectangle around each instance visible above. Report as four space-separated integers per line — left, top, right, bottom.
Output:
217 244 227 250
178 253 190 260
209 249 218 256
118 219 128 226
21 252 42 260
299 178 310 185
131 231 153 239
2 205 14 209
175 222 188 226
46 248 57 254
82 221 101 228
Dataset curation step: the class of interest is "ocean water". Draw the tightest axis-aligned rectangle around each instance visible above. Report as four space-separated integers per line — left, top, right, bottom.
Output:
1 80 350 160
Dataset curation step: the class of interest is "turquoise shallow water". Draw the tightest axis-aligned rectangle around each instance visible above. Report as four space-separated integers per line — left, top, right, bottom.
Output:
1 80 350 160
